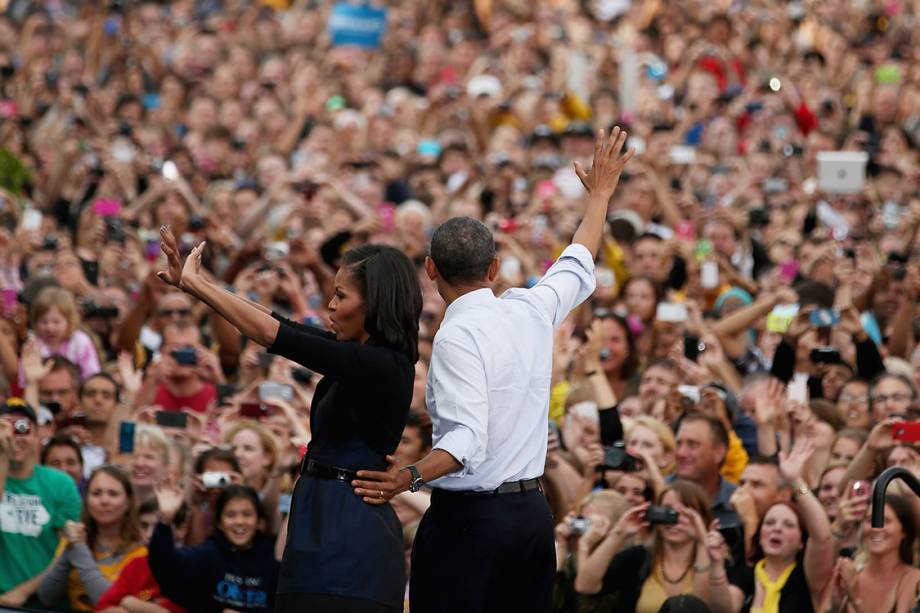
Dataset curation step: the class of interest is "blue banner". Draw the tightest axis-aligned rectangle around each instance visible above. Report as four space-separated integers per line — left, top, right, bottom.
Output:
329 3 387 49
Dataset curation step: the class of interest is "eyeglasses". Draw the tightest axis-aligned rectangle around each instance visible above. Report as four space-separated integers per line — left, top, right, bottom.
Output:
157 308 192 318
839 393 868 405
871 393 911 405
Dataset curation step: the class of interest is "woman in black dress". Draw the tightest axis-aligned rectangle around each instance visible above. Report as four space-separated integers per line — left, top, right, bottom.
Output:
157 227 422 612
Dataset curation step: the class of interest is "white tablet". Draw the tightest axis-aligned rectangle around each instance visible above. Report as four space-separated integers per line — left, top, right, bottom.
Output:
816 151 869 194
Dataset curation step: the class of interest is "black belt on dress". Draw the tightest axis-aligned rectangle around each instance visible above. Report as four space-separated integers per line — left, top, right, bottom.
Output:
301 458 357 482
434 477 543 497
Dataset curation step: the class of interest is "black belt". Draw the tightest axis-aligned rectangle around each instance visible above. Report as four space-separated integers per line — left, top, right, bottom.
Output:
301 458 357 483
434 477 542 497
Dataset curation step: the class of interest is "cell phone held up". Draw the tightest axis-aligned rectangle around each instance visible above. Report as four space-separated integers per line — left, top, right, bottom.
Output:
892 422 920 443
154 410 188 429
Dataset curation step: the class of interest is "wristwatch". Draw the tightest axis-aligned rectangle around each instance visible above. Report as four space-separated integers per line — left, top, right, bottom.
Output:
791 480 811 499
405 464 424 493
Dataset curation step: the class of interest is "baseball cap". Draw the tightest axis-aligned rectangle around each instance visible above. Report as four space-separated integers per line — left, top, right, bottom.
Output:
0 398 38 424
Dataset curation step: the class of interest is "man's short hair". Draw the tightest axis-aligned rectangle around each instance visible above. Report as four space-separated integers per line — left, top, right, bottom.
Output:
679 413 729 450
79 372 121 402
162 319 201 345
45 356 81 389
430 217 496 285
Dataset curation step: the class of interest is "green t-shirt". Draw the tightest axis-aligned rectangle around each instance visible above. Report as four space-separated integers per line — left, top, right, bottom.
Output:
0 465 81 593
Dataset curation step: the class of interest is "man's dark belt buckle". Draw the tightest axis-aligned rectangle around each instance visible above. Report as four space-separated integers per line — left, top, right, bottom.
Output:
488 477 542 495
303 459 357 482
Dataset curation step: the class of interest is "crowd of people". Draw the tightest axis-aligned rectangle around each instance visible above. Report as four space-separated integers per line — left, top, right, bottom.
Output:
0 0 919 611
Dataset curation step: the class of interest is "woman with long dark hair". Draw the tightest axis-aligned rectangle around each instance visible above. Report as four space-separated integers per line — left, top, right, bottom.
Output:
157 228 422 612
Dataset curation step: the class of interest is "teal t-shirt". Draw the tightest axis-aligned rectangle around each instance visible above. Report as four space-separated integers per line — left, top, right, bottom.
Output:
0 465 81 592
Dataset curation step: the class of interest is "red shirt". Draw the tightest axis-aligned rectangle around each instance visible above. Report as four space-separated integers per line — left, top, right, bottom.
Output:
153 381 216 413
95 555 185 613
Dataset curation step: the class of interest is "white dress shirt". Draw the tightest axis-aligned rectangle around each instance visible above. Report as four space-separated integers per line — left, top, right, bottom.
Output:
427 243 596 491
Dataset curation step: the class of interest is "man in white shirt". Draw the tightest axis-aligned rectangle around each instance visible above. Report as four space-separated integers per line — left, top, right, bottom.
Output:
353 127 634 612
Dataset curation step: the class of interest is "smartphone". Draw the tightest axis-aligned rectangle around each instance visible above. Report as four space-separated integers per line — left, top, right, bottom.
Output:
683 335 705 362
779 261 799 283
66 412 88 428
600 444 641 472
278 492 293 515
675 220 695 241
811 347 842 364
851 480 870 499
154 411 188 429
93 199 122 217
787 375 809 404
0 288 17 317
119 421 135 454
656 302 688 323
21 209 42 231
762 178 788 193
259 381 294 403
162 160 179 181
669 145 697 165
809 309 840 327
893 422 920 443
171 347 198 366
645 505 679 525
217 384 237 406
700 260 719 289
240 402 270 419
767 304 800 334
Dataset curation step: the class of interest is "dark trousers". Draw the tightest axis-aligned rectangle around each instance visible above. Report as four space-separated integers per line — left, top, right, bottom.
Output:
409 488 555 613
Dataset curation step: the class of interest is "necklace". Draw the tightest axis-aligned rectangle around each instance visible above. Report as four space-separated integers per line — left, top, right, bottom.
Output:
660 560 692 584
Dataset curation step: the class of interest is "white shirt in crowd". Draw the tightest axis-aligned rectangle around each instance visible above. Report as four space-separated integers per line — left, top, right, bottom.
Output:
427 243 596 491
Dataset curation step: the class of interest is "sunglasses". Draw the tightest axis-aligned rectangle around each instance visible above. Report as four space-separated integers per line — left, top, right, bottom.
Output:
157 308 192 318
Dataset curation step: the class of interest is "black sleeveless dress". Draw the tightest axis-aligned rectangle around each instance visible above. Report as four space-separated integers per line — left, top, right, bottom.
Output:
268 313 413 612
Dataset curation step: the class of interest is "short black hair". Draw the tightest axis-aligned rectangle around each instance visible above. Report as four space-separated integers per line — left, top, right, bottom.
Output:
405 410 433 451
213 485 266 537
46 356 81 389
430 217 496 285
194 446 242 475
342 244 423 363
40 433 83 467
679 413 729 450
79 372 121 403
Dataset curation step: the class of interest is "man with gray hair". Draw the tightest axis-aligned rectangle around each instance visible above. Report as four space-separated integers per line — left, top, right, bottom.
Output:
353 127 634 612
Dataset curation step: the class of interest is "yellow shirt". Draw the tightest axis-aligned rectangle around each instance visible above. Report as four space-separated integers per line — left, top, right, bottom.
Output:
549 381 571 426
720 430 749 484
636 563 695 613
53 540 148 611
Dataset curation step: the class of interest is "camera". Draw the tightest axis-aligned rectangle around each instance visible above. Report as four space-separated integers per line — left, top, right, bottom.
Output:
599 443 642 472
13 418 31 435
811 347 842 365
569 517 591 536
645 505 679 525
84 303 119 319
171 347 198 366
105 217 126 244
202 471 232 489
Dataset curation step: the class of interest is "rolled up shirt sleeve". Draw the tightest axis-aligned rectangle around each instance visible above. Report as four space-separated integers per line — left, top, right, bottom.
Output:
429 334 489 475
512 243 596 327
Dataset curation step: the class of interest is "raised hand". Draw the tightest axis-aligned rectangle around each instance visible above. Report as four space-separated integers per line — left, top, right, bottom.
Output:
753 378 784 427
573 127 635 199
611 502 651 539
117 351 143 396
580 515 611 550
156 225 183 288
154 479 186 524
778 436 814 483
20 339 52 385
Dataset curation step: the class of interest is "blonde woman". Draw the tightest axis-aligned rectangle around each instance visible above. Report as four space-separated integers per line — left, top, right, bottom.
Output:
129 425 171 506
554 490 632 612
224 420 283 527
